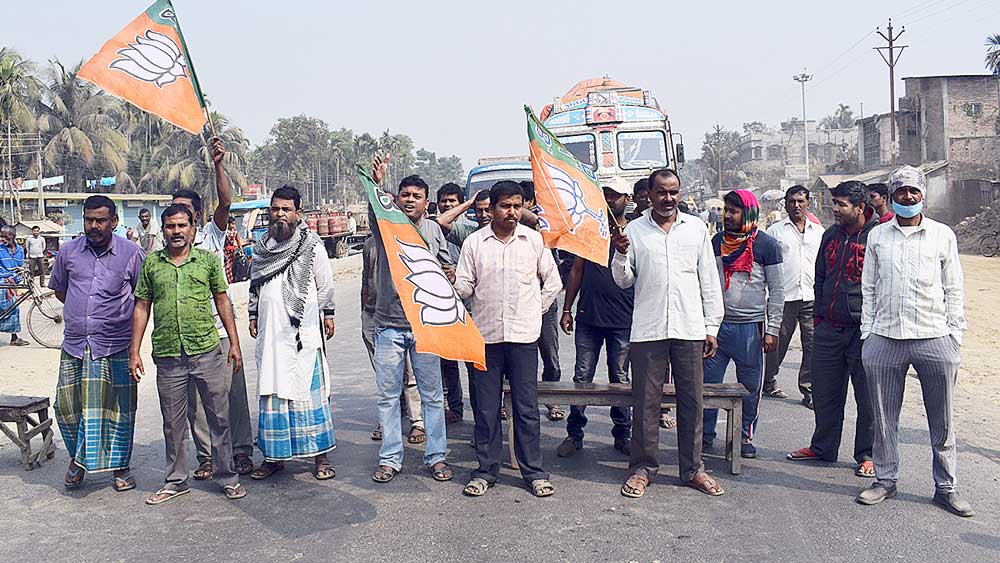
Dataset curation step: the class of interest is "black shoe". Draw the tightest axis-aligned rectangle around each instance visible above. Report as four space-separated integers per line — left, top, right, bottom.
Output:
613 440 631 457
933 491 975 517
856 481 897 505
740 442 757 459
556 437 582 458
802 395 814 410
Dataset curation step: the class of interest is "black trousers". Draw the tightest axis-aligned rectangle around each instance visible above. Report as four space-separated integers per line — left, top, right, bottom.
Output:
472 342 548 485
629 339 705 482
441 359 464 415
808 322 874 464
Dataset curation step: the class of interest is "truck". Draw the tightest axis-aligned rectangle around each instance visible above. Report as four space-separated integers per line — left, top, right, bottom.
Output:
229 199 367 259
464 156 533 202
539 77 684 196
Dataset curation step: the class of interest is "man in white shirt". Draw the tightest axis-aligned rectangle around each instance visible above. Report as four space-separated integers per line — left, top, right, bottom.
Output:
247 186 336 482
169 137 255 480
856 165 972 517
25 226 47 286
764 186 823 407
612 169 725 499
454 181 561 498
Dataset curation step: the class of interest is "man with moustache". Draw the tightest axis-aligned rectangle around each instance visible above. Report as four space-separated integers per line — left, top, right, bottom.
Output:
248 186 337 482
131 204 246 504
135 208 163 253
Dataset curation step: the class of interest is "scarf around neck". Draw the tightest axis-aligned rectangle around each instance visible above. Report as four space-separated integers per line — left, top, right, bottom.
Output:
720 189 760 290
249 222 322 349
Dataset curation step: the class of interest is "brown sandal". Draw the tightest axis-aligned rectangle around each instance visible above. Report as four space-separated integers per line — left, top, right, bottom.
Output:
193 460 213 481
686 472 724 496
430 461 453 482
250 461 284 480
407 427 426 444
372 465 398 483
621 472 650 498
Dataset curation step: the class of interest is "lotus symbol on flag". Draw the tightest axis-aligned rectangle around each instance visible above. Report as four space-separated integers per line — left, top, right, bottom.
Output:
109 30 189 88
397 239 468 326
546 162 609 238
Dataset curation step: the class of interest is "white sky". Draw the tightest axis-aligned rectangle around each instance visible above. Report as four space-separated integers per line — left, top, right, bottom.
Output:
6 0 999 170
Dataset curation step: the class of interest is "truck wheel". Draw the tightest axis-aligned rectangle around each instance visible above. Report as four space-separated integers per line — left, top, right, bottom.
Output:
334 238 349 258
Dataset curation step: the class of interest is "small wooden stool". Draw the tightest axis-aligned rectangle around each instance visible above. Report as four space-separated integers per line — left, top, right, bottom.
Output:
0 395 57 471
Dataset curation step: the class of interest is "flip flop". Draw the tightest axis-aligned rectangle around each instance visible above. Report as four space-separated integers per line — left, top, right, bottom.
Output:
430 461 453 482
146 487 190 505
112 474 136 492
223 483 247 500
314 462 336 481
407 427 426 444
64 462 86 489
372 465 398 483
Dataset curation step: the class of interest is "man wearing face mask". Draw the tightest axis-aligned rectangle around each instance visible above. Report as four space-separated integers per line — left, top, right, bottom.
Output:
857 165 971 517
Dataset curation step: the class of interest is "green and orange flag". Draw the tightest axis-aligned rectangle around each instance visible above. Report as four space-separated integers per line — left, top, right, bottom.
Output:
525 106 610 265
79 0 207 134
357 165 486 370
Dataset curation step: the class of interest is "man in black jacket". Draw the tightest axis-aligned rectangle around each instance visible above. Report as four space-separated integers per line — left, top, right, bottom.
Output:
786 181 879 479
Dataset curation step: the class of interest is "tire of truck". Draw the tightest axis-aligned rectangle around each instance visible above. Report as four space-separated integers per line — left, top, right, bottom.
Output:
334 237 349 258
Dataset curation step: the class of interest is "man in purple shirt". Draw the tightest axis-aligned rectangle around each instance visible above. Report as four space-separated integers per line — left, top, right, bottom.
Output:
49 195 145 492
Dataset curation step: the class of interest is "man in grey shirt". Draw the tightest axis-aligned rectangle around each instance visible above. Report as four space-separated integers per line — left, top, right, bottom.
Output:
368 160 453 484
703 189 783 460
25 226 46 286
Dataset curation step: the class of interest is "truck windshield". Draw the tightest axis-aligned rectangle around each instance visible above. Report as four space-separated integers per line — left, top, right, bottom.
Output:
617 131 667 170
466 169 533 199
557 134 596 170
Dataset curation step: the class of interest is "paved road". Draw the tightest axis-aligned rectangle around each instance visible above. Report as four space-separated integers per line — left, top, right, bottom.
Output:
1 275 998 562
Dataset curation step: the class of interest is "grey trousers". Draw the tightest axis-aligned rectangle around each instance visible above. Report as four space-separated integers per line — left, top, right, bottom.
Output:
764 300 814 396
862 334 961 492
154 344 238 489
362 310 423 428
190 337 253 464
629 339 705 482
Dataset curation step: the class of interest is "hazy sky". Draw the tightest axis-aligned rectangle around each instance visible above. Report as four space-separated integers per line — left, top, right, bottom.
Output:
6 0 1000 171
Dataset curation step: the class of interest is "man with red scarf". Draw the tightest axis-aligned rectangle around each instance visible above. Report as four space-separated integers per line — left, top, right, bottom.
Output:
703 189 784 459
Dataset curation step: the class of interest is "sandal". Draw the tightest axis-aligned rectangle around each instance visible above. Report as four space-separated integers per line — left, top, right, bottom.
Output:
112 471 136 492
224 482 247 500
786 447 820 461
659 412 676 430
686 472 724 496
621 472 650 498
530 479 555 497
546 405 566 421
314 460 336 481
372 465 398 483
146 487 190 505
856 460 876 478
407 427 426 444
250 461 285 480
64 461 86 489
371 425 383 441
193 460 213 481
233 453 255 476
463 477 493 497
764 385 788 399
430 461 453 482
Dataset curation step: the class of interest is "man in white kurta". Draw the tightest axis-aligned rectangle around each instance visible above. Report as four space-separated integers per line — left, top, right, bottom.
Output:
248 187 337 481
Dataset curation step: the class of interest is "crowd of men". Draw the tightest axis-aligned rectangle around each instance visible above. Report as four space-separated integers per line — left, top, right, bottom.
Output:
3 140 971 517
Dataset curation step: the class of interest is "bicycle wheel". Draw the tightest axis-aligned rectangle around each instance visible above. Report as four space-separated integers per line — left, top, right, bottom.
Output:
27 291 64 349
980 235 1000 258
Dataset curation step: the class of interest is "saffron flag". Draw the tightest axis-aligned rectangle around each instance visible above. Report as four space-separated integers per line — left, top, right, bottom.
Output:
525 106 610 265
357 165 486 370
79 0 207 134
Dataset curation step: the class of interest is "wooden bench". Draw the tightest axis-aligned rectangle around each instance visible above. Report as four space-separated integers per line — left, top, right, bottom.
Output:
0 395 57 471
503 382 747 475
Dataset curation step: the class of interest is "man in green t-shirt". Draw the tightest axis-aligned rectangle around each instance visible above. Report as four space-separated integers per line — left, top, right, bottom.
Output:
130 204 246 505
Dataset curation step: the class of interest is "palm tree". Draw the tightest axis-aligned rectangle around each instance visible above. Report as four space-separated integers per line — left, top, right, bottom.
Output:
985 34 1000 75
37 59 129 191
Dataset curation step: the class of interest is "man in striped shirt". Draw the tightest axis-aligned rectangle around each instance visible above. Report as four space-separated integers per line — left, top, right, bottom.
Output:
856 165 972 517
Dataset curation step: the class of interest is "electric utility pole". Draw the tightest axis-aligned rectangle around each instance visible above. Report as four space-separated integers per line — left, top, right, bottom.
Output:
875 18 907 165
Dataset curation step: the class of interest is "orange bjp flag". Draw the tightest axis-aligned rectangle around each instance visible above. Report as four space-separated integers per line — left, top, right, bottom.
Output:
525 106 610 266
357 165 486 371
79 0 207 134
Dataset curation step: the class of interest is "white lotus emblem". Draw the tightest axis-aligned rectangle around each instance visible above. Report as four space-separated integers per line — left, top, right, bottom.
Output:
109 30 188 88
542 162 609 238
397 239 467 326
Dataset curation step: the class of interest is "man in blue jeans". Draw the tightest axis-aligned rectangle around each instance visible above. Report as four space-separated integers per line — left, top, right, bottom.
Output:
557 185 634 457
368 157 453 484
703 189 784 459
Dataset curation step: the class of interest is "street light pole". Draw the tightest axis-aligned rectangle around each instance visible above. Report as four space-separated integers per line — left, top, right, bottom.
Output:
793 69 813 182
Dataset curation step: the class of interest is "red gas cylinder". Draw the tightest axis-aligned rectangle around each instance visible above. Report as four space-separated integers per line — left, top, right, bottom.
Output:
316 213 330 236
306 215 318 232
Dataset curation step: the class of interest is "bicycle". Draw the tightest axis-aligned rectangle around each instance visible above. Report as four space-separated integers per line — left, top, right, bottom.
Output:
0 266 64 349
980 230 1000 257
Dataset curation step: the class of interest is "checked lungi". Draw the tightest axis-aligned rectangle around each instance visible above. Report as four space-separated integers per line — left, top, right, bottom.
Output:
54 348 137 472
0 287 21 333
258 352 336 461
